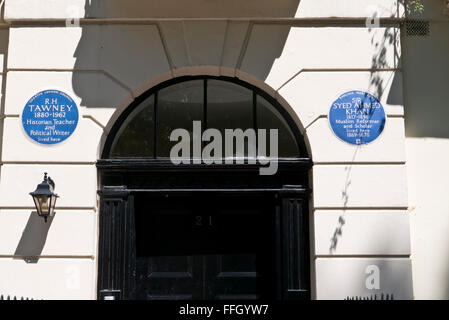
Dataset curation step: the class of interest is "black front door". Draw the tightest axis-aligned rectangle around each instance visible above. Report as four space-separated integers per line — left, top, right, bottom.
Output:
133 194 277 300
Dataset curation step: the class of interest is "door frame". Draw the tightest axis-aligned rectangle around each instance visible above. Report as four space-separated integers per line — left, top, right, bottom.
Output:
96 160 311 300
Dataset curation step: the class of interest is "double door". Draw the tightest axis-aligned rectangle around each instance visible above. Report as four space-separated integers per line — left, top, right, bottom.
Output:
97 189 309 300
133 194 276 300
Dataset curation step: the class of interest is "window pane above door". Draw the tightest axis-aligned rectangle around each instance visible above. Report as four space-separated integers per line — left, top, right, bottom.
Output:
257 95 300 158
157 80 204 158
207 80 254 158
109 95 155 158
106 77 304 161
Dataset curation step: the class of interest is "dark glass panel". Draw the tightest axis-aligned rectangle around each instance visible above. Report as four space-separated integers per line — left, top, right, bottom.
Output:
207 80 254 158
257 95 300 158
107 78 301 160
157 80 204 158
110 95 155 158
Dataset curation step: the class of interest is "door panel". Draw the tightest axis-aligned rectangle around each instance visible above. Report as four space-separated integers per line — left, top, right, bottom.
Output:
135 255 202 300
97 192 136 300
206 254 260 300
133 194 276 300
281 197 309 300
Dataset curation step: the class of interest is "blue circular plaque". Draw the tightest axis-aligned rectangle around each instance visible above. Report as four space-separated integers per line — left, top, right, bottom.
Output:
22 90 79 145
329 91 386 145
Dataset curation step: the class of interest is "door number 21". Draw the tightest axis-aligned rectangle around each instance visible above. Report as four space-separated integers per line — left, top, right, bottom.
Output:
195 215 213 226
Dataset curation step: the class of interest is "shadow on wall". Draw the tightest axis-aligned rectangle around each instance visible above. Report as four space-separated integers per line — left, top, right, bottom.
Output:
370 2 449 298
329 22 403 253
400 9 449 298
329 23 400 251
72 0 300 109
401 20 449 139
368 26 403 105
14 212 54 263
0 29 9 183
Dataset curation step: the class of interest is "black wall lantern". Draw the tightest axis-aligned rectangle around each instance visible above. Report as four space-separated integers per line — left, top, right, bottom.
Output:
29 173 58 223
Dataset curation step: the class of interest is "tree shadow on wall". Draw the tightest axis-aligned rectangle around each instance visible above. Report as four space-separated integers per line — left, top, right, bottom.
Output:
368 0 449 139
329 14 403 253
367 3 403 107
329 1 403 252
72 0 301 109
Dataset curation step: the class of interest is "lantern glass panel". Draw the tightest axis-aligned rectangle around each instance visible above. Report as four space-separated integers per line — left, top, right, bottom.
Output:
37 195 50 216
49 194 58 216
32 196 41 214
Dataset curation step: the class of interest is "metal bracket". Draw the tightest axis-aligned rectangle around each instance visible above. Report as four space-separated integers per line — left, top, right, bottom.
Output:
99 289 121 300
97 185 129 197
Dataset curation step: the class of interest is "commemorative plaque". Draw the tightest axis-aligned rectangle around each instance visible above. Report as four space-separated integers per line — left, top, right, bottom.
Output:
329 91 386 145
22 90 79 145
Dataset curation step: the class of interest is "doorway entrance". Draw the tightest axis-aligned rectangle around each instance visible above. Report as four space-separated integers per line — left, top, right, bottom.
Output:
96 76 312 300
134 193 276 300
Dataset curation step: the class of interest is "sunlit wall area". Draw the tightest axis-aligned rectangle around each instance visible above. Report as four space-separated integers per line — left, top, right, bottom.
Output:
402 0 449 300
3 0 448 300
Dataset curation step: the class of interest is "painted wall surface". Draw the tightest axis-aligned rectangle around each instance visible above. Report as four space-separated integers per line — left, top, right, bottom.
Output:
0 0 416 300
402 0 449 300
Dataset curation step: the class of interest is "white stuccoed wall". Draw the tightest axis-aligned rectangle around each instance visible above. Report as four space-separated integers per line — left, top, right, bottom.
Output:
0 0 415 299
402 0 449 300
